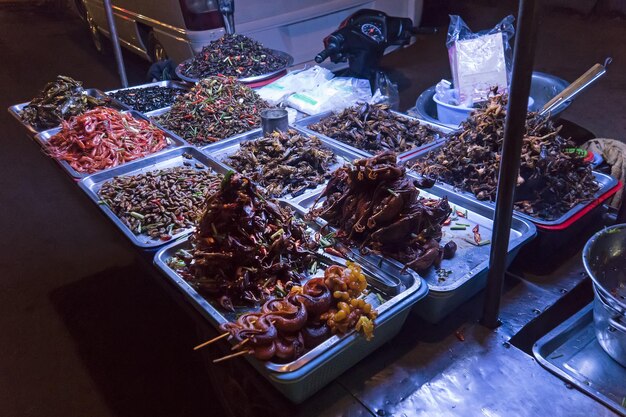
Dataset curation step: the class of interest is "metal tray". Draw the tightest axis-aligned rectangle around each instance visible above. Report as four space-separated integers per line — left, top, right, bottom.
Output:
200 127 365 200
33 110 186 179
153 201 428 401
154 206 428 402
295 110 453 161
175 49 294 84
533 304 626 416
104 80 191 113
78 147 229 249
405 143 619 227
7 88 124 135
293 183 536 322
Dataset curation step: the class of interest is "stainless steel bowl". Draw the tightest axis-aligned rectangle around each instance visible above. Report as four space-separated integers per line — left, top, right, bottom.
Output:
175 49 294 84
410 72 570 129
583 224 626 367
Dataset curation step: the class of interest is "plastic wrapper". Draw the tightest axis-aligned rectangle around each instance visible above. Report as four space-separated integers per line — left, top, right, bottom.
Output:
370 71 399 110
257 66 334 106
286 77 372 115
447 15 515 106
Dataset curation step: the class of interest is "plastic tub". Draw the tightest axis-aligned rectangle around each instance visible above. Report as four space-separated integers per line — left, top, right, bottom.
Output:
433 93 534 128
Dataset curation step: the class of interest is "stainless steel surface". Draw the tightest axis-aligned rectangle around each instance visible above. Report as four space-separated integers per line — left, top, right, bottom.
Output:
175 49 294 84
33 110 185 179
7 88 121 134
201 127 365 200
583 224 626 366
104 80 190 112
540 58 612 117
261 108 289 135
103 0 128 87
153 199 425 375
409 72 571 128
534 304 626 416
78 147 228 248
406 143 619 227
294 110 453 161
294 182 536 322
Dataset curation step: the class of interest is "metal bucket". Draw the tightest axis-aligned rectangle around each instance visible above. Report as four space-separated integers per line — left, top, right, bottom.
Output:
582 224 626 367
410 72 570 129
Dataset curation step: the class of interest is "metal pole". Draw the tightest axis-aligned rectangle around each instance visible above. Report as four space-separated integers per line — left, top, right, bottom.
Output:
481 0 540 328
102 0 128 87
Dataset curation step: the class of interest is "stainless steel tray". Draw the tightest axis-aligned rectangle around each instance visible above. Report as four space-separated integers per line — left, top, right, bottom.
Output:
293 183 536 322
153 200 426 369
405 143 619 227
104 80 191 113
78 147 229 248
175 49 294 84
295 110 453 161
7 88 123 134
146 107 252 149
200 127 365 200
533 304 626 416
33 110 186 179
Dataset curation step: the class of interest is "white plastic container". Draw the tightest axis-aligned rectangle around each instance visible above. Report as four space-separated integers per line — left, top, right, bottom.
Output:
434 94 534 128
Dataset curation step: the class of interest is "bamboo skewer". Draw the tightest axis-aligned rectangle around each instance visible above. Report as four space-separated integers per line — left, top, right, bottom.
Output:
231 337 250 351
193 332 229 350
213 349 251 363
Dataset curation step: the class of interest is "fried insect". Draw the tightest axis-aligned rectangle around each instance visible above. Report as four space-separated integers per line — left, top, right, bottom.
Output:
226 129 337 197
308 152 456 272
308 103 440 153
412 91 599 220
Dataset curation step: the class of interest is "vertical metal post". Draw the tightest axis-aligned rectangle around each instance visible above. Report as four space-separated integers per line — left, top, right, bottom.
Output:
103 0 128 87
481 0 540 328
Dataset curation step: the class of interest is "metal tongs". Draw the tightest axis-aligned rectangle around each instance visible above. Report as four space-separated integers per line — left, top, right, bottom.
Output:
539 57 612 117
218 0 235 35
314 245 405 295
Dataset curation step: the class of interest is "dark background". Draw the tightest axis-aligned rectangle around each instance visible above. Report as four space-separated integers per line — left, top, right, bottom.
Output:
0 1 624 416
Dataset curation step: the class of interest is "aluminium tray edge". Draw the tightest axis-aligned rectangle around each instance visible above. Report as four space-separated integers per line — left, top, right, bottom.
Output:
104 80 191 113
405 142 619 227
175 49 294 84
34 109 187 179
152 202 427 374
200 126 368 201
294 109 453 161
533 304 626 416
7 88 125 134
78 146 228 249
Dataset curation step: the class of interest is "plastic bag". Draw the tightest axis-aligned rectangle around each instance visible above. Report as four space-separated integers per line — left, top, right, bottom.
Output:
286 77 372 115
370 71 400 110
447 15 515 105
257 66 334 106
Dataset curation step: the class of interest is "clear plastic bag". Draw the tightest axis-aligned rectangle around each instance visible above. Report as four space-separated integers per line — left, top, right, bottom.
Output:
447 15 515 105
286 77 372 115
370 71 400 110
257 66 334 106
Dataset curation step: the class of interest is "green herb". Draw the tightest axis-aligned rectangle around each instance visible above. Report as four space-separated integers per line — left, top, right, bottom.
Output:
450 226 467 230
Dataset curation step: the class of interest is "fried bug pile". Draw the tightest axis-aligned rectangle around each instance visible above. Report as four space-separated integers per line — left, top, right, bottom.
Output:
180 34 289 79
169 173 318 310
154 77 268 145
108 85 185 112
307 103 440 154
21 75 107 130
220 263 376 362
412 92 599 220
226 129 337 198
98 165 220 241
308 152 456 272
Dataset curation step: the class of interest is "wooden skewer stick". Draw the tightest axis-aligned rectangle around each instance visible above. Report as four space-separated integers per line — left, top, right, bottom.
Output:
231 338 250 351
193 332 229 351
213 349 251 363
